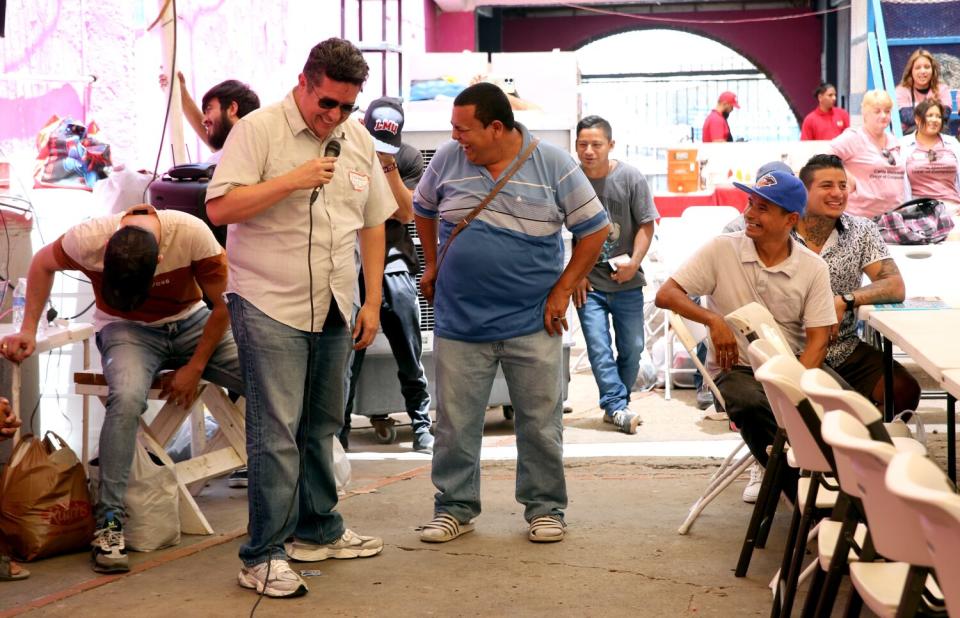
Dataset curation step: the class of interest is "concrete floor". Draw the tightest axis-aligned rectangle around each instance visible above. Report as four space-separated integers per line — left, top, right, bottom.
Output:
1 353 950 617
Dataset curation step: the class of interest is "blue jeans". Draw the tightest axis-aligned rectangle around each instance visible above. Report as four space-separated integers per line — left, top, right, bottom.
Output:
228 294 353 567
576 287 646 416
432 330 566 523
344 271 431 433
95 306 242 523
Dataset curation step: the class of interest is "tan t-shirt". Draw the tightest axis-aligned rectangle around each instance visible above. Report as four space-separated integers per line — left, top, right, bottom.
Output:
205 90 397 331
54 208 226 331
671 231 837 374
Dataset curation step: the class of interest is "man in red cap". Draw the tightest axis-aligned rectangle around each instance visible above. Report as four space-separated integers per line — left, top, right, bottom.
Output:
702 91 739 142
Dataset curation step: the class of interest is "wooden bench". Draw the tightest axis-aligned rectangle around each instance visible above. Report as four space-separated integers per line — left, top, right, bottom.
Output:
74 372 246 535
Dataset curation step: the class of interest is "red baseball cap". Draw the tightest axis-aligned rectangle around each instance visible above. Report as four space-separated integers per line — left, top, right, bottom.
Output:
719 91 740 108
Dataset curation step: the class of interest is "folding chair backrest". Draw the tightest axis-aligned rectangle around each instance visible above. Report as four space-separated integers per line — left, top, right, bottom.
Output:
755 355 833 473
821 411 931 565
724 302 792 356
886 452 960 616
801 368 892 445
746 339 782 374
668 312 725 409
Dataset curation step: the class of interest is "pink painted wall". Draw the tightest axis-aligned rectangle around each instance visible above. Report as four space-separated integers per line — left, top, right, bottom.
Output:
428 10 475 52
500 10 822 122
0 0 427 179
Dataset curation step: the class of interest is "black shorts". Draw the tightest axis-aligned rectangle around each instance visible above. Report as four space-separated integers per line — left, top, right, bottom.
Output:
829 341 908 405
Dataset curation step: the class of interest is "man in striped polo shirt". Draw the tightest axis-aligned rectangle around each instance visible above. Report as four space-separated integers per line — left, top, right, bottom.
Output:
414 83 610 544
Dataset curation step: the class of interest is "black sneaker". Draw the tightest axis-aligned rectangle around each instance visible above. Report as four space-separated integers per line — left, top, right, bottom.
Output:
228 468 248 488
412 431 435 453
91 513 129 573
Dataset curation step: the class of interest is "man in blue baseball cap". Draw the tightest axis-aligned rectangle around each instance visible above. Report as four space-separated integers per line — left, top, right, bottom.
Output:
655 169 837 500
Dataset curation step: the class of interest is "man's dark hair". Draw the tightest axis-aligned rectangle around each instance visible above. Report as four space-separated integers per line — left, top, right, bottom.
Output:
453 82 515 130
201 80 260 118
576 115 613 141
814 82 836 98
799 153 845 188
303 38 369 86
101 226 159 312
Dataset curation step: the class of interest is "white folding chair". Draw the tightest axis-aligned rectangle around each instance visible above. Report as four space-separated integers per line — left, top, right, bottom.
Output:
674 313 754 535
821 411 945 618
886 452 960 618
724 301 792 356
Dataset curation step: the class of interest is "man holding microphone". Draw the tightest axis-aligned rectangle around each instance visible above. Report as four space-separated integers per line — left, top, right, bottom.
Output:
207 38 396 598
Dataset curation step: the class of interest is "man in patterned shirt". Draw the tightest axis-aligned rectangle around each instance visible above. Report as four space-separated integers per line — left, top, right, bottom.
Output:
793 154 920 413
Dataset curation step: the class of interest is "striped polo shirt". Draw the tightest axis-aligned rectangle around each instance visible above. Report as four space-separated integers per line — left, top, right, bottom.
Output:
414 124 609 342
53 209 226 331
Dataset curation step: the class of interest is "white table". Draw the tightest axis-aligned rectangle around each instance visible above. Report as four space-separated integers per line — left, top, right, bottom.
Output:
1 321 95 458
861 308 960 481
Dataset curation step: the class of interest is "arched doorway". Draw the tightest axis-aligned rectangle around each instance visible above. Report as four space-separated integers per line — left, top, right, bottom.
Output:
576 29 800 150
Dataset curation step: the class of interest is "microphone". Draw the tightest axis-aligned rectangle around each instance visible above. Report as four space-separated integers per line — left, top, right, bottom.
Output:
310 140 341 205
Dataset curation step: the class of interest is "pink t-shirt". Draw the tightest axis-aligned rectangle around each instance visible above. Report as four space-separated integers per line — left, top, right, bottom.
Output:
905 141 960 203
830 128 905 218
895 83 952 111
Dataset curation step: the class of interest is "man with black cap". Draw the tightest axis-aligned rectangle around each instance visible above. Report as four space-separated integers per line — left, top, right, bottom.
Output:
0 204 241 575
655 170 837 496
341 96 433 452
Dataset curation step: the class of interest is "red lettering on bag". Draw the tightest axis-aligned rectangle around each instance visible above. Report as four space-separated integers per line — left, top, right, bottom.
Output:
43 501 92 525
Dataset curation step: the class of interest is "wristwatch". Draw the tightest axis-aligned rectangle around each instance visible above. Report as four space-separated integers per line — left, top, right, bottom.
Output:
842 293 856 312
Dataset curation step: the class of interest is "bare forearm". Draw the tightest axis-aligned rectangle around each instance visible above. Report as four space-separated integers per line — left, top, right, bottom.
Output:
207 176 297 225
181 91 210 148
855 260 906 306
655 282 723 329
630 222 655 267
21 250 58 336
798 327 830 369
556 226 608 294
414 215 438 266
359 224 386 305
185 303 229 371
386 178 414 223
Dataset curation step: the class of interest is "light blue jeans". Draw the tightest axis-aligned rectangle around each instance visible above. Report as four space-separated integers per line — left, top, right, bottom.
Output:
95 307 242 523
227 294 353 567
432 330 566 523
576 287 646 416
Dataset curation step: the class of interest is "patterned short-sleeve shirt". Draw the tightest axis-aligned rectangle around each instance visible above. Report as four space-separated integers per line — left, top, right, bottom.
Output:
795 213 890 366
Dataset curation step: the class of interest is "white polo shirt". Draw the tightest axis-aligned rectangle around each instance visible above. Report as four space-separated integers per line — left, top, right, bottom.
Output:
671 231 837 374
206 90 396 331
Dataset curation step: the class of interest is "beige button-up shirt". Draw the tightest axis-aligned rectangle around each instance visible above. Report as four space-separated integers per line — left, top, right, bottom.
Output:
206 91 396 331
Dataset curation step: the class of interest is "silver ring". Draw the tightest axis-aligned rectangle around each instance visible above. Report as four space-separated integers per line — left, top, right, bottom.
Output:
552 317 562 321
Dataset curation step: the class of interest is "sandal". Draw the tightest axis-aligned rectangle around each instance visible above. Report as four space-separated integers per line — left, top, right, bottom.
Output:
420 512 474 543
0 555 29 581
528 515 566 543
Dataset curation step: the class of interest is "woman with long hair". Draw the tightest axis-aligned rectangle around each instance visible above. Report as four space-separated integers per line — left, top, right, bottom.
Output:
895 49 953 134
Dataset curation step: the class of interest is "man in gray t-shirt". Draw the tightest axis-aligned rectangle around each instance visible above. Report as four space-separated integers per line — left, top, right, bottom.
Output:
573 116 659 434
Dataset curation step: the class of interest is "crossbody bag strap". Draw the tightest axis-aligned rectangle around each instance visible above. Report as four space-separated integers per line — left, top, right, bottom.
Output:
435 137 540 272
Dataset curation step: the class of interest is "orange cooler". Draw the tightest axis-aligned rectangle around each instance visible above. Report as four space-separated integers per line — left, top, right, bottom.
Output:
667 148 700 193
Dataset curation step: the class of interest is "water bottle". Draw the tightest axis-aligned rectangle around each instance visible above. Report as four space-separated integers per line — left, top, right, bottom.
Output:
12 277 26 330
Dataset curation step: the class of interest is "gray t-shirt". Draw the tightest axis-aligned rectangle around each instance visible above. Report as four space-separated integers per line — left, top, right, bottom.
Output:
585 161 659 292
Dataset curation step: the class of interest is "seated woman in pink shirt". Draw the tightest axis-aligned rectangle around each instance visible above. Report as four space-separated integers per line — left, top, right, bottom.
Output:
895 49 952 134
830 89 906 218
901 99 960 213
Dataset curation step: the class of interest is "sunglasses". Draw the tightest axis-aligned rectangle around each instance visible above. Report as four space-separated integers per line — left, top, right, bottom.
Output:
316 94 358 116
880 148 896 166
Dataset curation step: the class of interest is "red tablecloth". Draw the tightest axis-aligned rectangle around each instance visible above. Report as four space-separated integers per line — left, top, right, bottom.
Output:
654 185 748 218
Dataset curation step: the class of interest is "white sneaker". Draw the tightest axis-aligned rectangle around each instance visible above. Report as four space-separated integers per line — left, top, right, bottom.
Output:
742 462 763 504
285 529 383 561
603 409 641 435
238 559 308 598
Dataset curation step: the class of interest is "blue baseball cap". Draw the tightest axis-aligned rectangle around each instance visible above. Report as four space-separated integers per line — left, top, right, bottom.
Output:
733 170 807 215
756 160 793 178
